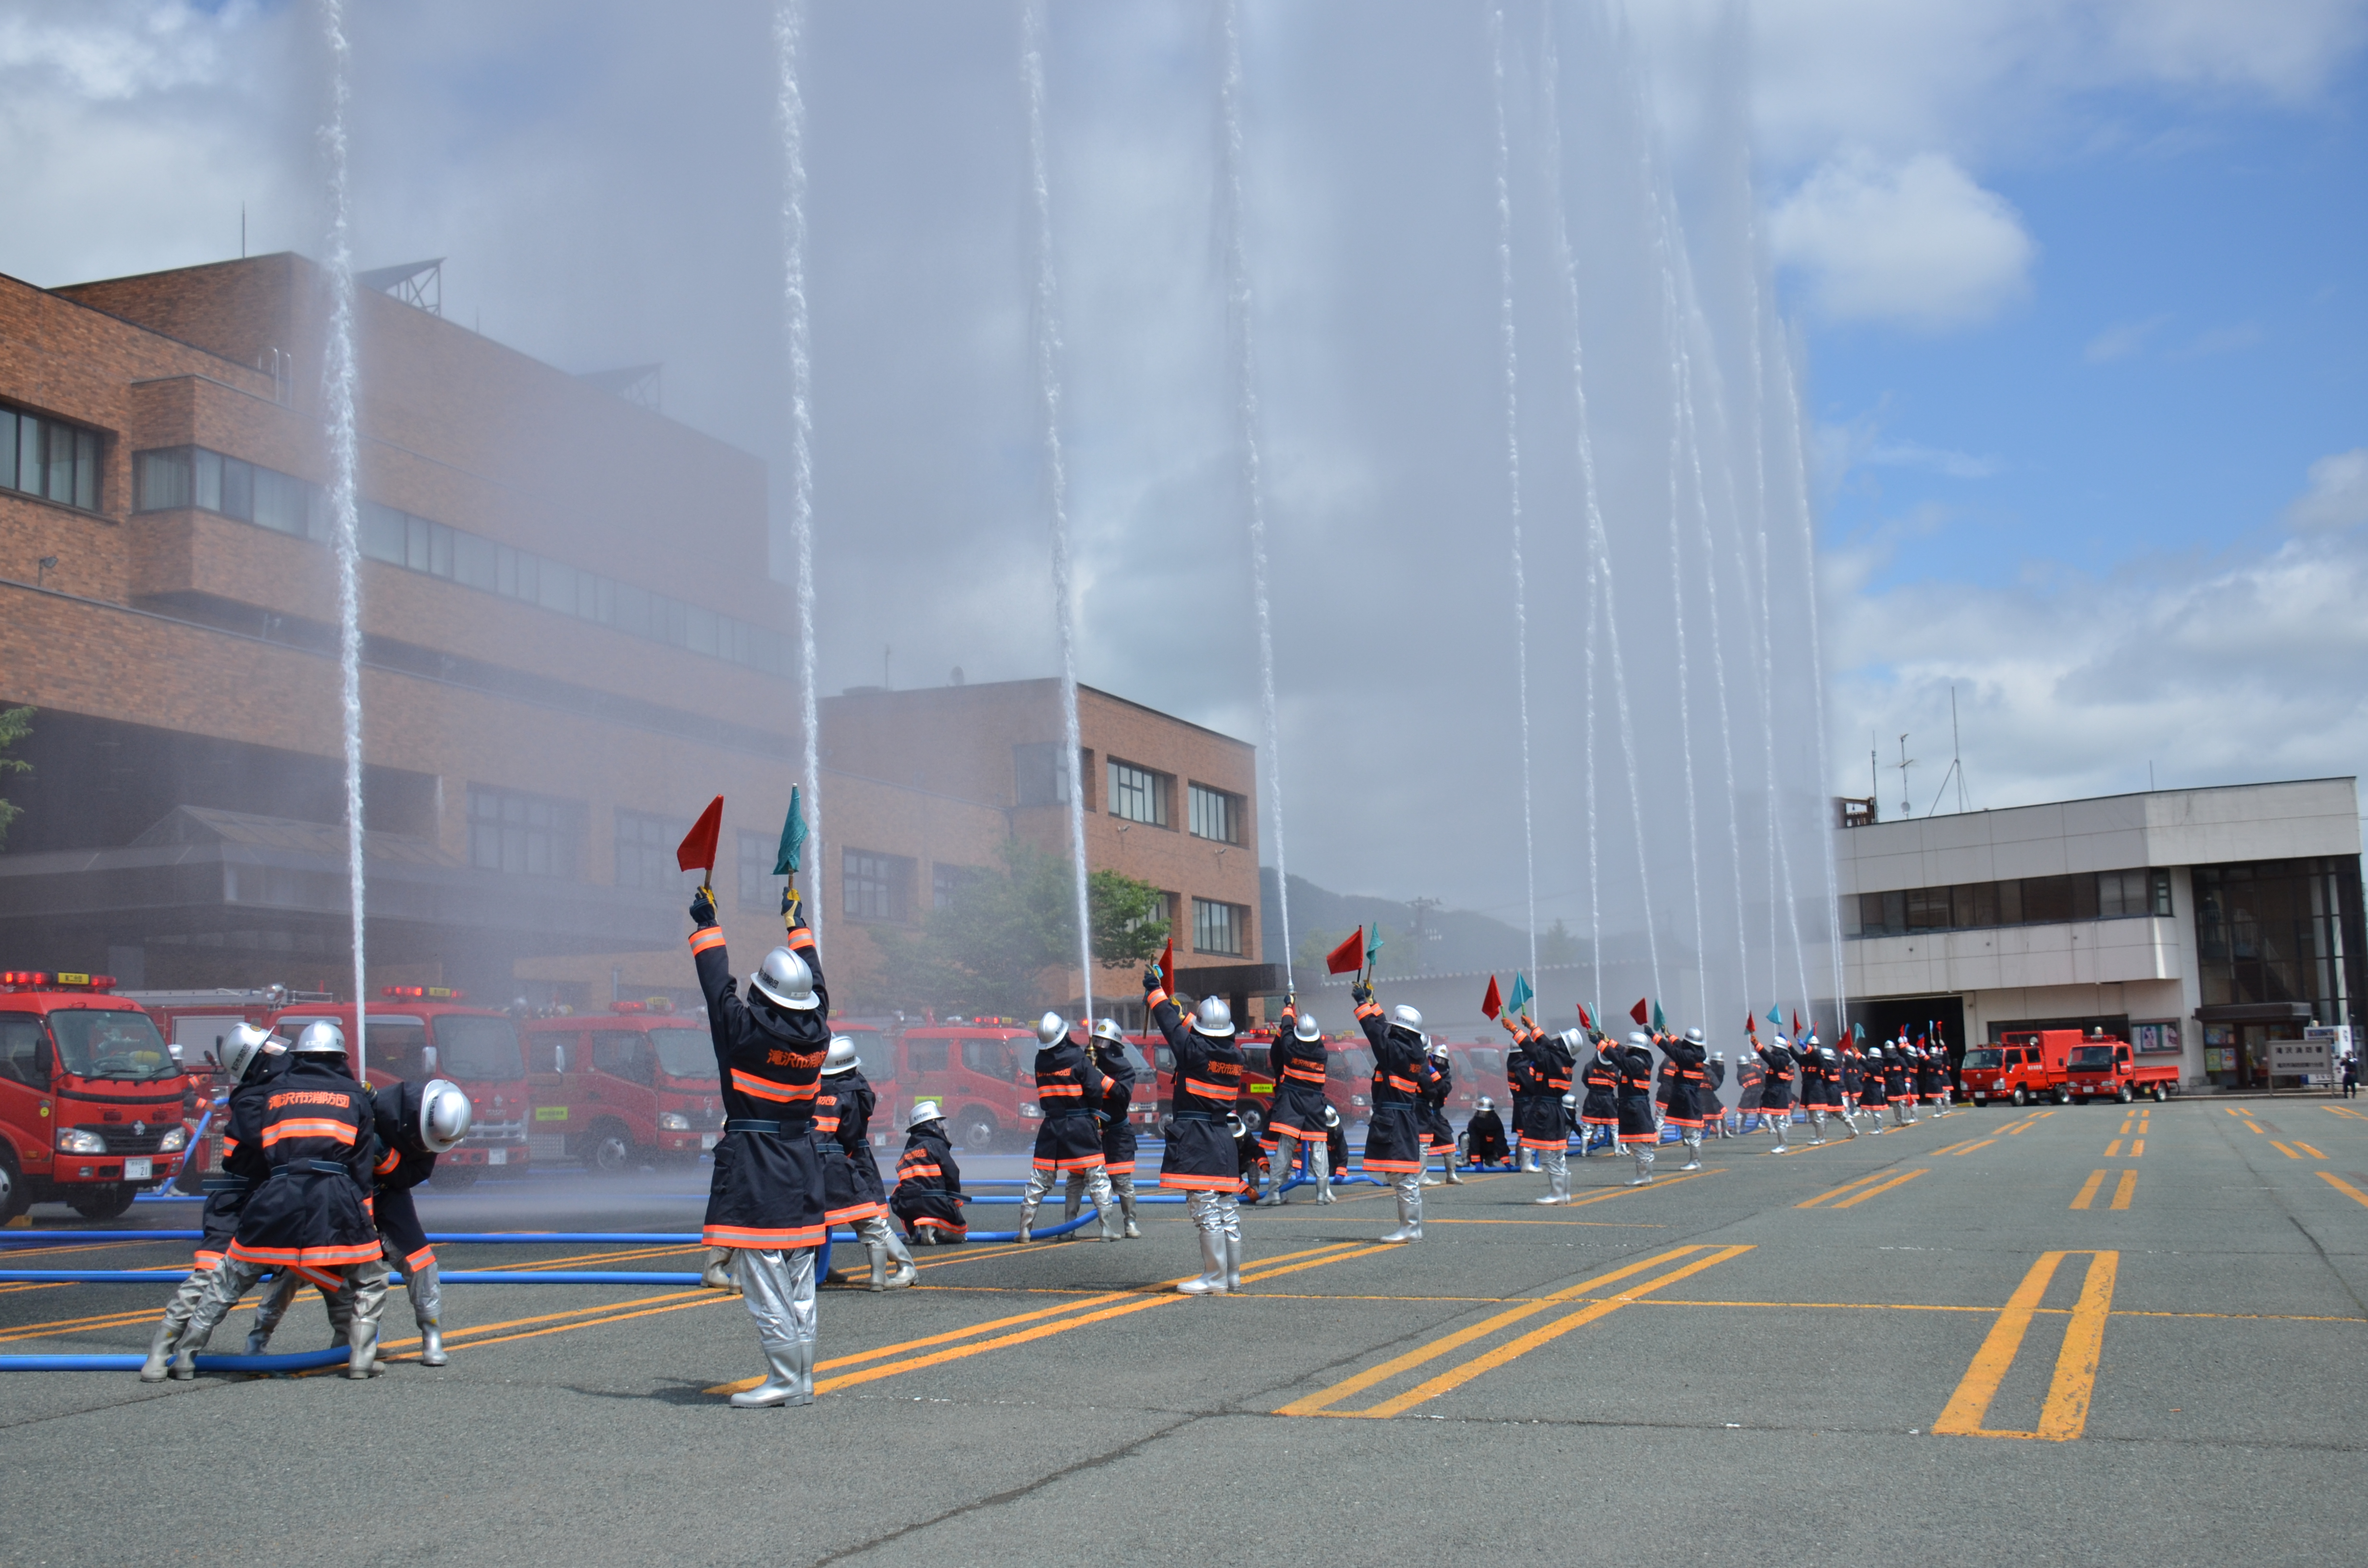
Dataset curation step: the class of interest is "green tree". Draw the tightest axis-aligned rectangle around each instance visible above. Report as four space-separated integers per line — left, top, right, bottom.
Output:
872 839 1168 1018
0 707 30 849
1539 917 1578 967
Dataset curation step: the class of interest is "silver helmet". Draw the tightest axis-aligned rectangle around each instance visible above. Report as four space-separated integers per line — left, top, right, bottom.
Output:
1321 1105 1341 1129
419 1078 473 1153
1225 1114 1246 1138
1684 1027 1706 1046
1560 1028 1584 1051
1293 1010 1322 1043
1193 995 1235 1038
749 946 820 1013
218 1021 280 1083
822 1036 860 1077
1428 1038 1450 1060
1626 1030 1650 1049
1089 1017 1126 1047
1476 1095 1495 1112
1390 1003 1425 1037
1036 1011 1068 1047
292 1020 347 1057
1562 1091 1579 1112
907 1098 944 1130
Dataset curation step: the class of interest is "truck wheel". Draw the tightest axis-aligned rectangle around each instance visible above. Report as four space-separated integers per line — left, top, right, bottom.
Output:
1237 1104 1266 1138
2055 1088 2071 1106
584 1123 634 1175
2011 1088 2028 1107
2117 1086 2133 1105
955 1110 999 1152
429 1166 479 1190
2152 1084 2167 1102
0 1151 24 1225
69 1183 136 1222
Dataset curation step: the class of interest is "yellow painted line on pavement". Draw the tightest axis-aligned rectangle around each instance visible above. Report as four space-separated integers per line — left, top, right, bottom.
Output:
1562 1168 1724 1206
2291 1142 2327 1160
1934 1250 2119 1442
2248 1123 2268 1135
1929 1139 1986 1156
1274 1245 1747 1419
1418 1216 1665 1227
2268 1141 2317 1161
2070 1170 2107 1211
1829 1169 1929 1209
1796 1170 1895 1209
2318 1172 2368 1210
2324 1105 2366 1120
1950 1139 1998 1157
2131 1139 2145 1157
2109 1170 2137 1211
2104 1139 2123 1158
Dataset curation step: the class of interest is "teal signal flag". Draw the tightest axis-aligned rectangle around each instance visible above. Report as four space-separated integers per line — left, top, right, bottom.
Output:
1767 1005 1784 1030
1652 999 1667 1033
774 785 808 877
1366 929 1383 970
1507 972 1534 1018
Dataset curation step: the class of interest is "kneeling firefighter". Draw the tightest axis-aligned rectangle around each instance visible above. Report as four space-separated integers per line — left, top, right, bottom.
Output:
891 1100 968 1243
817 1035 915 1291
1461 1096 1509 1168
1353 984 1440 1242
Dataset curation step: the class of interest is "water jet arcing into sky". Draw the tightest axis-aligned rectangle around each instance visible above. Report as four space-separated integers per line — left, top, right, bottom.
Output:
776 0 822 939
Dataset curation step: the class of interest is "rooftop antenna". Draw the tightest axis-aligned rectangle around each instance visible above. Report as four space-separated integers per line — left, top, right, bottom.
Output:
1870 732 1879 818
1897 734 1914 820
883 644 892 691
1925 685 1972 816
240 203 246 259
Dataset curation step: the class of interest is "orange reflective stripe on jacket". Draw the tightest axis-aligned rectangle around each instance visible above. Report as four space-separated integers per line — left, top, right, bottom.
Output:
1183 1078 1238 1103
262 1118 358 1146
730 1068 816 1103
689 927 726 955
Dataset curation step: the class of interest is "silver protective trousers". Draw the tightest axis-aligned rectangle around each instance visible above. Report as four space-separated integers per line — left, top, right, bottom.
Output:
140 1262 222 1379
733 1248 817 1359
1384 1172 1424 1240
1056 1165 1119 1238
247 1263 355 1352
1179 1191 1228 1292
1538 1147 1569 1202
180 1254 388 1378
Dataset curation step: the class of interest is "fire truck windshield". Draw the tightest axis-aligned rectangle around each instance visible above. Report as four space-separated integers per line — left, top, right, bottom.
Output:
962 1038 1021 1080
431 1015 524 1081
49 1008 175 1082
2069 1045 2115 1070
650 1026 714 1080
1336 1047 1376 1078
1963 1049 2004 1069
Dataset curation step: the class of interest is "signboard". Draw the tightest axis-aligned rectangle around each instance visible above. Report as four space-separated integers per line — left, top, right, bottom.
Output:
2268 1039 2333 1081
2304 1024 2353 1054
2132 1021 2182 1055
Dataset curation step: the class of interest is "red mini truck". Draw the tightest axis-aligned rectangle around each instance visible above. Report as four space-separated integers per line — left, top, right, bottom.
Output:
2063 1032 2179 1104
0 970 189 1221
1961 1029 2079 1106
271 987 532 1185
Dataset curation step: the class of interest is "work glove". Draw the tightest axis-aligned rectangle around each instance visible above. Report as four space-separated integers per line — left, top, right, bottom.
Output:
1143 964 1163 992
780 886 803 929
689 887 717 928
1351 984 1372 1006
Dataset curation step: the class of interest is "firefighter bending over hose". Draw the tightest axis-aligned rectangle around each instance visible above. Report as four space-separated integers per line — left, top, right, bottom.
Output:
1066 1020 1142 1237
816 1036 916 1291
1015 1012 1119 1243
689 885 830 1409
1147 964 1248 1293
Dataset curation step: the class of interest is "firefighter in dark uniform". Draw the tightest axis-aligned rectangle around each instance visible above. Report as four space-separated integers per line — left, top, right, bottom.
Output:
819 1036 917 1290
1067 1020 1142 1236
1504 1019 1545 1169
1804 1033 1859 1143
1735 1042 1765 1131
1519 1025 1578 1201
1147 965 1249 1292
688 886 830 1409
1015 1011 1118 1243
1917 1033 1950 1116
1461 1095 1510 1168
1886 1033 1914 1125
1840 1038 1866 1128
1321 1105 1348 1196
1754 1033 1797 1152
172 1021 389 1380
892 1099 967 1243
1856 1036 1889 1132
1663 1028 1710 1169
1419 1040 1461 1185
1260 998 1333 1204
1578 1034 1620 1156
1702 1050 1731 1137
140 1024 287 1381
1353 984 1438 1242
1616 1031 1660 1185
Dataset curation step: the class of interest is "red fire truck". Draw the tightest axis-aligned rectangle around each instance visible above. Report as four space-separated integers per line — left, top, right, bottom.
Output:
1961 1030 2077 1106
0 970 191 1221
2063 1033 2180 1103
884 1022 1036 1152
270 988 531 1186
119 985 331 1186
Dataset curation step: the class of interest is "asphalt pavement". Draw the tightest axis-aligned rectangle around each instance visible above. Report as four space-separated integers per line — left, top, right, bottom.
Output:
4 1097 2364 1567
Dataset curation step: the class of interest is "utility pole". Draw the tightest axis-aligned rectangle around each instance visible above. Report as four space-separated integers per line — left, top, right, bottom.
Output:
1897 734 1915 821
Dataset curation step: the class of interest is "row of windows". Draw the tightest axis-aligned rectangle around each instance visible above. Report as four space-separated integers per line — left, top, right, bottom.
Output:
1011 744 1244 845
135 446 789 676
2 404 103 512
1845 868 2173 939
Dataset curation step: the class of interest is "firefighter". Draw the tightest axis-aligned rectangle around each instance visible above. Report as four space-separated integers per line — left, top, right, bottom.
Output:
1840 1037 1866 1128
1260 997 1332 1204
1069 1020 1141 1237
139 1024 287 1381
169 1021 390 1380
1147 967 1249 1292
1917 1033 1949 1116
1663 1028 1711 1169
1462 1095 1510 1167
1518 1026 1578 1201
1887 1032 1915 1124
1735 1043 1765 1134
1352 983 1438 1242
1419 1039 1461 1185
892 1100 967 1244
1809 1032 1860 1142
819 1036 917 1290
1754 1033 1797 1153
1230 1113 1266 1202
1577 1033 1619 1155
1856 1036 1889 1132
1616 1031 1660 1185
1014 1011 1118 1243
688 886 830 1409
1504 1019 1545 1169
1320 1105 1347 1200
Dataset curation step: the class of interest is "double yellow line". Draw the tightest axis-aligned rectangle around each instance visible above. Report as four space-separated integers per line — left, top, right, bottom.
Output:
1935 1250 2118 1441
1796 1168 1928 1210
2069 1170 2136 1211
1274 1244 1751 1419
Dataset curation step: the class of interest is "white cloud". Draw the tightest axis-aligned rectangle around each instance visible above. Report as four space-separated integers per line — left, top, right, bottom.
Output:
2083 314 2171 363
2288 449 2368 531
1768 150 2035 331
2173 321 2265 358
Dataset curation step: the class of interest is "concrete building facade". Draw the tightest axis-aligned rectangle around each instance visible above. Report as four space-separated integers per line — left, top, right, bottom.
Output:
1834 778 2364 1089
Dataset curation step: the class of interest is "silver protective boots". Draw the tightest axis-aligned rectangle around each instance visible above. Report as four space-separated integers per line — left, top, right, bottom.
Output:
701 1247 739 1292
1808 1109 1829 1146
1444 1146 1466 1185
1176 1193 1229 1294
1766 1111 1790 1153
1840 1104 1862 1139
1113 1172 1143 1236
1221 1197 1244 1289
1628 1140 1656 1186
168 1255 266 1378
141 1264 217 1381
1014 1165 1058 1243
1533 1148 1570 1204
1381 1173 1425 1242
407 1258 447 1366
729 1248 818 1407
1258 1146 1289 1205
1680 1132 1703 1172
343 1259 390 1380
858 1213 917 1290
1312 1144 1335 1204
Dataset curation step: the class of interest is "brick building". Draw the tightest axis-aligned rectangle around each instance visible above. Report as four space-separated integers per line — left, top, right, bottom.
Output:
0 254 1265 1017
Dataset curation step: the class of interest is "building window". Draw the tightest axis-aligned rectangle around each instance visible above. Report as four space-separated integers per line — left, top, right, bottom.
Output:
1107 760 1171 827
468 786 581 879
136 446 322 538
1847 867 2175 940
2150 868 2174 917
614 809 690 890
932 863 983 910
1016 743 1089 808
1192 897 1246 956
4 405 103 512
737 830 784 912
842 848 914 923
1188 783 1243 845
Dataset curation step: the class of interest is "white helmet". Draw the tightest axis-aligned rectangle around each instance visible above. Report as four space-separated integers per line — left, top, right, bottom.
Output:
749 946 820 1013
1089 1018 1126 1048
1193 996 1235 1039
907 1098 944 1130
1427 1039 1449 1060
1293 1010 1322 1043
1390 1004 1425 1040
292 1020 347 1057
420 1079 473 1153
218 1022 280 1083
1036 1011 1068 1046
1476 1095 1495 1112
822 1036 860 1077
1225 1113 1246 1138
1562 1091 1578 1112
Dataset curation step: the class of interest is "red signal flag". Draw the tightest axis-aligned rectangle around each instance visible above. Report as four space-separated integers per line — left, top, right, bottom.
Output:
1158 935 1173 989
675 796 724 880
1630 997 1650 1027
1576 1003 1592 1031
1480 976 1502 1019
1325 927 1366 976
